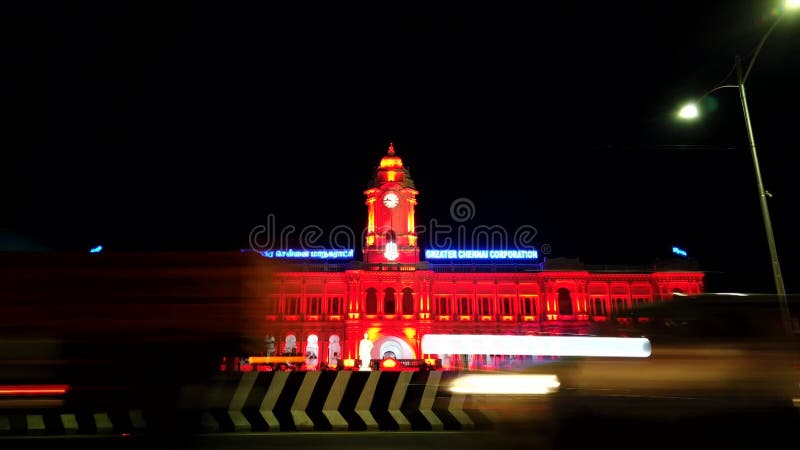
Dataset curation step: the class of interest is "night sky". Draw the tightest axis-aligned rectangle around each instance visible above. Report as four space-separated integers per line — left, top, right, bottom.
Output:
3 1 799 293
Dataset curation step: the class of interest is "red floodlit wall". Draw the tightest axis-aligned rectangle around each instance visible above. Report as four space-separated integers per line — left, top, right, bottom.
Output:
262 269 703 367
258 146 704 367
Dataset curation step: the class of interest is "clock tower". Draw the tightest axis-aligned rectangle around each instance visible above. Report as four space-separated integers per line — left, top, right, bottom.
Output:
363 143 420 265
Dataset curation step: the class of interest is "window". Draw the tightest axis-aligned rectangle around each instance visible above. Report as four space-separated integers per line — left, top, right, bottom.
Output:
284 334 297 355
286 296 301 315
307 296 321 315
384 288 396 314
615 298 625 313
480 297 492 316
459 297 471 315
402 288 414 314
557 288 573 315
365 288 378 315
501 297 513 316
521 297 535 316
594 298 604 315
328 296 343 315
437 296 450 315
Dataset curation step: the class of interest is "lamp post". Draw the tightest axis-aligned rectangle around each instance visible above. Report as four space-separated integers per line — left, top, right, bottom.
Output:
678 1 798 335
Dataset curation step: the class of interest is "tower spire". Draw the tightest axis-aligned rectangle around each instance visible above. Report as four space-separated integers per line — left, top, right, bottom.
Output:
388 142 395 156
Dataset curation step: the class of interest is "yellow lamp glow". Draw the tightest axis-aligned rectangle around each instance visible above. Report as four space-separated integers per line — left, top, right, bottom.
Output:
678 103 699 119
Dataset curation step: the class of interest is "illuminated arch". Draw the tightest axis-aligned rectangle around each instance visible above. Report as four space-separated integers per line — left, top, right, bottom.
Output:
328 334 341 363
372 335 416 360
284 333 297 355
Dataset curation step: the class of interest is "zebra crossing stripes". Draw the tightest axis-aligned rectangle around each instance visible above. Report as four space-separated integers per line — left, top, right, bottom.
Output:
354 372 381 430
369 371 401 430
447 393 474 430
0 410 144 435
305 369 338 430
0 370 496 435
93 412 113 433
229 371 257 431
272 370 307 430
61 413 79 433
431 372 465 430
259 371 287 430
388 371 413 430
321 370 351 430
290 371 320 430
25 414 45 434
415 371 444 430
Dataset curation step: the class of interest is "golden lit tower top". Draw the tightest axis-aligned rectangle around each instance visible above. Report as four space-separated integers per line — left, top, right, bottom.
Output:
363 143 419 264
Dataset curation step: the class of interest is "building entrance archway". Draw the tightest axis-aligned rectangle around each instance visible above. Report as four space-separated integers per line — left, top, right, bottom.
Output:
371 335 416 360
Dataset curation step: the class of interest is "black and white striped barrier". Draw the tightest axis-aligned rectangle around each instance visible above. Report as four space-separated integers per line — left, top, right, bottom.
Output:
184 371 492 432
0 371 492 435
0 410 144 435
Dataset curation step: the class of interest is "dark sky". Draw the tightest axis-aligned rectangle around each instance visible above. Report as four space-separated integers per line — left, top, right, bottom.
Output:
3 1 799 293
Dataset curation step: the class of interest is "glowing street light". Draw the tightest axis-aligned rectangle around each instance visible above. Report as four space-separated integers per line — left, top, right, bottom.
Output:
677 103 699 120
676 3 797 335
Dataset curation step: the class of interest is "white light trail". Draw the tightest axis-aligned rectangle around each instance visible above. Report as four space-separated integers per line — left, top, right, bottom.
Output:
450 374 560 395
422 334 652 358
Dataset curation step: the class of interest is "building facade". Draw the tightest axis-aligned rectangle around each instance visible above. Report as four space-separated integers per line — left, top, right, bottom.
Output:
262 145 704 368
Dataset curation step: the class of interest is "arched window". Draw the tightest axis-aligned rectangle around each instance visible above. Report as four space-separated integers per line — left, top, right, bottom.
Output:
328 335 341 364
557 288 573 315
284 334 297 355
305 334 319 369
365 288 378 315
384 287 396 314
402 288 414 314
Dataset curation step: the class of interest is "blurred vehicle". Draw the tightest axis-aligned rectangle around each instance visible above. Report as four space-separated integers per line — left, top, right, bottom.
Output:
525 294 799 405
0 251 279 434
522 294 800 449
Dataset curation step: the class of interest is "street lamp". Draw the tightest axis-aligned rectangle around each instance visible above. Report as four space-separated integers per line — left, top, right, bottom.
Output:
678 1 797 335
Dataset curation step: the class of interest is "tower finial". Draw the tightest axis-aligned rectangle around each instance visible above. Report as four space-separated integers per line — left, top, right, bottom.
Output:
388 142 395 156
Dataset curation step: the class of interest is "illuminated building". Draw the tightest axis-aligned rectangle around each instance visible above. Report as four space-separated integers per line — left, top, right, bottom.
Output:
262 144 704 367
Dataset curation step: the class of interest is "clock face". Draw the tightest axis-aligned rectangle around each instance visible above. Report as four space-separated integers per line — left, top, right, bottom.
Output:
383 192 399 208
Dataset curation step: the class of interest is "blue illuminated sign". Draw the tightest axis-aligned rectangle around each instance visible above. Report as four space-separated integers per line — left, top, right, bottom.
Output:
672 246 687 257
261 249 354 259
89 245 103 254
425 249 538 260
